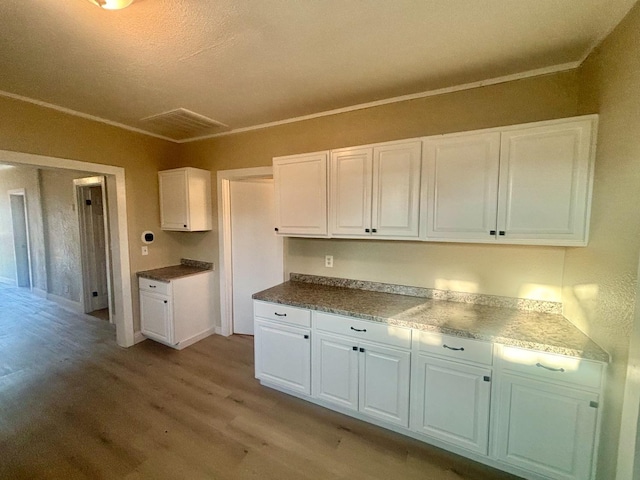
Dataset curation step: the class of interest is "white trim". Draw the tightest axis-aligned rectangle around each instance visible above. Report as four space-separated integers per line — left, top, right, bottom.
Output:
175 327 216 350
1 62 580 145
0 149 135 347
0 90 175 143
47 292 83 314
217 166 275 337
185 62 580 142
134 331 147 344
0 275 15 284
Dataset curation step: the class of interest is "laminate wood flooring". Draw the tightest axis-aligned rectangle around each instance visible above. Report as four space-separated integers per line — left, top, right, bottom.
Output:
0 283 520 479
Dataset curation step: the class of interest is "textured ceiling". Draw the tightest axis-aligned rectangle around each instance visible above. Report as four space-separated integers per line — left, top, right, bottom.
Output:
0 0 637 142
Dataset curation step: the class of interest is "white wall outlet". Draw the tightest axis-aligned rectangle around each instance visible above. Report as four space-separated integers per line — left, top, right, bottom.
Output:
141 246 149 256
325 255 333 268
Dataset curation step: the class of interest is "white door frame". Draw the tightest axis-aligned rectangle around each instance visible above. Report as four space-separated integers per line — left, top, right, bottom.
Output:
74 176 113 323
0 150 134 347
8 188 32 290
217 166 282 336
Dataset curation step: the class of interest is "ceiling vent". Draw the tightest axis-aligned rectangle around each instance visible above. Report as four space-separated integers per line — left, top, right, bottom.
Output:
140 108 229 141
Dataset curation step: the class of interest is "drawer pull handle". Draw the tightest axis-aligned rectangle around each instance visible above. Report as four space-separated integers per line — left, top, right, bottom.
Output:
350 327 367 332
443 344 464 351
149 285 156 288
536 362 565 373
274 312 287 317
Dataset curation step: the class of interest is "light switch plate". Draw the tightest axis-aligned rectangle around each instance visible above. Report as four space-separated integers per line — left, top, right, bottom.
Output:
141 246 149 256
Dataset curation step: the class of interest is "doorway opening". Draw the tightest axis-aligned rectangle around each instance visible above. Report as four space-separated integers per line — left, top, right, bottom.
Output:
75 176 113 324
8 189 32 289
218 167 284 336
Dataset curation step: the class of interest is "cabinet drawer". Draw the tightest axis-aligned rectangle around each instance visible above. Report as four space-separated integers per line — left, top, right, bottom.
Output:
499 346 604 390
139 277 170 296
254 301 311 328
415 331 493 366
314 312 411 349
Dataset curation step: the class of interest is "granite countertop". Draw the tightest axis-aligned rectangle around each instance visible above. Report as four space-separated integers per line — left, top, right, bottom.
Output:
253 280 609 363
137 258 213 282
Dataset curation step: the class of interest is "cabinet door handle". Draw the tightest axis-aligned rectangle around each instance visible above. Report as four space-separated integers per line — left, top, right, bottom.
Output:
372 228 377 233
303 334 309 339
274 227 279 232
350 326 367 332
352 346 358 351
443 344 464 351
274 312 287 317
359 347 365 353
164 300 168 304
536 362 565 372
149 285 156 288
499 231 506 236
184 225 187 228
489 230 496 235
365 228 370 233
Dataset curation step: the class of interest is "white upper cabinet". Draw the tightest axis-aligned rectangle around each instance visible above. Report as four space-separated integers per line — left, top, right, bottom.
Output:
329 140 422 238
159 167 212 231
497 119 595 245
423 116 596 246
423 132 500 241
273 152 328 236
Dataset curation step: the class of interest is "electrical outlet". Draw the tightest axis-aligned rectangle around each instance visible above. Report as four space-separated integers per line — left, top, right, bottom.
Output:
141 246 148 256
325 255 333 268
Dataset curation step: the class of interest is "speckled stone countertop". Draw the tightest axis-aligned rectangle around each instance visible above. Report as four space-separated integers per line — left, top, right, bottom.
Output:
253 280 609 363
137 258 213 282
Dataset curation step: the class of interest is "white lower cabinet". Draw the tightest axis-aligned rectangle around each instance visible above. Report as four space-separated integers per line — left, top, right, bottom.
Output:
410 355 491 455
313 331 411 427
254 319 311 395
253 301 604 480
140 289 172 344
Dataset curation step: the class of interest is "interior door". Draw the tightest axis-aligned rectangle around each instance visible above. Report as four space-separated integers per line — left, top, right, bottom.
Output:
81 186 109 311
230 179 283 335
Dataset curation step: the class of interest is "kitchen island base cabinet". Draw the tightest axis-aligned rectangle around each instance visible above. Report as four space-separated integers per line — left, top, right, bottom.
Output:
410 355 491 455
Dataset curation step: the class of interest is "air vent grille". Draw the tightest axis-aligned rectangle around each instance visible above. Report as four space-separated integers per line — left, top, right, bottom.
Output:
141 108 228 141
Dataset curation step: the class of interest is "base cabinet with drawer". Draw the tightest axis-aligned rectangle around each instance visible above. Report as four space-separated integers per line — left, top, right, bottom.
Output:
253 300 606 480
493 346 603 480
139 272 214 349
253 301 312 395
410 332 493 455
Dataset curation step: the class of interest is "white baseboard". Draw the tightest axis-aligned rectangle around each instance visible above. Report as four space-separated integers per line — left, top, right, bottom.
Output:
175 327 216 350
134 331 147 344
47 292 83 314
0 276 15 285
214 326 223 335
33 287 47 298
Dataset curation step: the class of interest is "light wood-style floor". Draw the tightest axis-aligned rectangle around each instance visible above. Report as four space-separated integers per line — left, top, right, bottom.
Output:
0 283 520 480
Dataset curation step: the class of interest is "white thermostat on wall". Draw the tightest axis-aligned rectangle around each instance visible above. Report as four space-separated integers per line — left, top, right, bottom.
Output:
141 231 155 244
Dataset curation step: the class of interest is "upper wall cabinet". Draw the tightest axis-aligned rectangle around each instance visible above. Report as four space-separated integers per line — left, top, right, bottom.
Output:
273 152 328 236
159 167 212 231
330 140 422 238
424 117 597 246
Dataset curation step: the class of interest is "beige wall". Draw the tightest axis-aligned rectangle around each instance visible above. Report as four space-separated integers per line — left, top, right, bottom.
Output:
561 3 640 479
0 96 179 330
0 166 46 290
176 70 580 328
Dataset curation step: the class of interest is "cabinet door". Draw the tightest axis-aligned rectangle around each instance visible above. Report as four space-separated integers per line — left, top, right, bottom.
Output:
372 141 422 238
423 132 500 241
410 355 491 454
159 170 189 230
494 373 598 480
359 341 411 427
313 332 359 411
497 119 594 245
329 147 373 236
140 290 173 344
274 152 328 236
254 319 311 395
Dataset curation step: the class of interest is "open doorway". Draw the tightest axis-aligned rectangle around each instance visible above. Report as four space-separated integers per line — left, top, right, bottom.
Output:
75 176 113 324
8 189 32 289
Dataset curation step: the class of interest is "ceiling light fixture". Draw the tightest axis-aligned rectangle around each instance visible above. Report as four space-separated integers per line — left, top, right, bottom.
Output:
88 0 134 10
